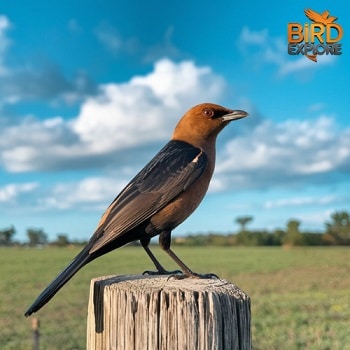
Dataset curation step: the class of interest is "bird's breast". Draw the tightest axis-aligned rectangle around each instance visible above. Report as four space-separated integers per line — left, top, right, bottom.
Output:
149 159 214 232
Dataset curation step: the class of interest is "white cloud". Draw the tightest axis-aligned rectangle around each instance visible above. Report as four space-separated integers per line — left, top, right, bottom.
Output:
0 182 38 203
0 58 226 172
75 58 224 154
95 21 138 55
297 210 335 229
1 55 349 200
213 115 350 190
237 26 333 77
39 177 127 210
130 59 223 107
264 195 340 209
1 53 349 210
277 55 333 77
308 102 326 113
0 116 79 172
239 26 268 45
95 23 181 62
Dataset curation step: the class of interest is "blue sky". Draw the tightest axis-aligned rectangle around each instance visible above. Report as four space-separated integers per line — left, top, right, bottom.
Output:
1 0 349 241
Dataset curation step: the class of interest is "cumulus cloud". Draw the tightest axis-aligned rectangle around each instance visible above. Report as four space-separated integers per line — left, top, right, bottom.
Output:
237 26 333 77
39 176 127 210
0 116 82 172
1 56 349 201
0 58 226 172
0 182 38 203
213 115 350 191
10 111 349 212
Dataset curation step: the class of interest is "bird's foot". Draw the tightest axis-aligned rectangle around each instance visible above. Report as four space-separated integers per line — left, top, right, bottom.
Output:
142 269 183 276
168 271 219 280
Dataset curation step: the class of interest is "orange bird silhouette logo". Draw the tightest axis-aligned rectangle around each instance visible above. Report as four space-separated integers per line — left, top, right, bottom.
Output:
304 9 338 26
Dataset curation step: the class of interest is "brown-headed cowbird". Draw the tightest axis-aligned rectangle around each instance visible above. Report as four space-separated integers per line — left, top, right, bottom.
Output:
24 103 248 316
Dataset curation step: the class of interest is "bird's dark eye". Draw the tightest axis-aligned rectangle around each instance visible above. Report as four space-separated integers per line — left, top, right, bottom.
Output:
202 108 214 118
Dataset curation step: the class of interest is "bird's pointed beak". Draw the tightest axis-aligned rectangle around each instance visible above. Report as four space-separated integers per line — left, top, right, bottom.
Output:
221 110 249 122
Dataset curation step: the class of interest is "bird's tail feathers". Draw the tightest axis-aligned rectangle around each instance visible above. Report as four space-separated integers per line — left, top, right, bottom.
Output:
24 244 93 317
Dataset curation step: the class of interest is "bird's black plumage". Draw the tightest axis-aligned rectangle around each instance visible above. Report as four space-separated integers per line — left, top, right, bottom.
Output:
90 140 207 251
25 140 207 316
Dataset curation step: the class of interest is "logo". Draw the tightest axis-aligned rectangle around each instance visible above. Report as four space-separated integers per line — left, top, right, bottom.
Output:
288 9 343 62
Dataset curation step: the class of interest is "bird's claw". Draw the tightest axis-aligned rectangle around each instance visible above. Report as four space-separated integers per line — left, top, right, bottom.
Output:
168 272 219 280
142 269 183 276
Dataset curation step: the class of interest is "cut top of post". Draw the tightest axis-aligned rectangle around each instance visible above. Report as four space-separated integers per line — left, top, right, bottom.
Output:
87 275 251 350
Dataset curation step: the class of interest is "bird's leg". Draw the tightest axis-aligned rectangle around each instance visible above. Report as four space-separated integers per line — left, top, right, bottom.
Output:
140 238 181 275
159 231 219 279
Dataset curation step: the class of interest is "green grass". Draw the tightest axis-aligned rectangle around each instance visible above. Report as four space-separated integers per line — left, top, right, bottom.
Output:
1 246 350 349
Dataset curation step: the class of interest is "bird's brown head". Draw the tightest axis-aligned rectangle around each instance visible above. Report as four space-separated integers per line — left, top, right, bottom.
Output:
172 103 248 147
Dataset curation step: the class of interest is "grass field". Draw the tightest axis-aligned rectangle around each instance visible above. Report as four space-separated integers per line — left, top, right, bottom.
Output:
1 246 350 349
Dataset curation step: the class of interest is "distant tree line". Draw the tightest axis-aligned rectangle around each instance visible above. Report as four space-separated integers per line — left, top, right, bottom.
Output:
174 210 350 247
1 210 349 247
0 227 87 247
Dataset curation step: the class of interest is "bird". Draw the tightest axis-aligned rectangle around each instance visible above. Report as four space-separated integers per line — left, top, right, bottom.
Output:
24 103 248 317
304 9 338 25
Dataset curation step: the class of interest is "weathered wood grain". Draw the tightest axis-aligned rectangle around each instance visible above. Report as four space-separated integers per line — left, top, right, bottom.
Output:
87 275 251 350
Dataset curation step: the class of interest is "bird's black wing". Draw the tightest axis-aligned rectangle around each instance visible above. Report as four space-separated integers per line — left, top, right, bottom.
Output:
89 140 207 253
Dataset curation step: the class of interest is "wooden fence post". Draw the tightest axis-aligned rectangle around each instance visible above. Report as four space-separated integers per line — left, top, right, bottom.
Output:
31 317 40 350
87 275 251 350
